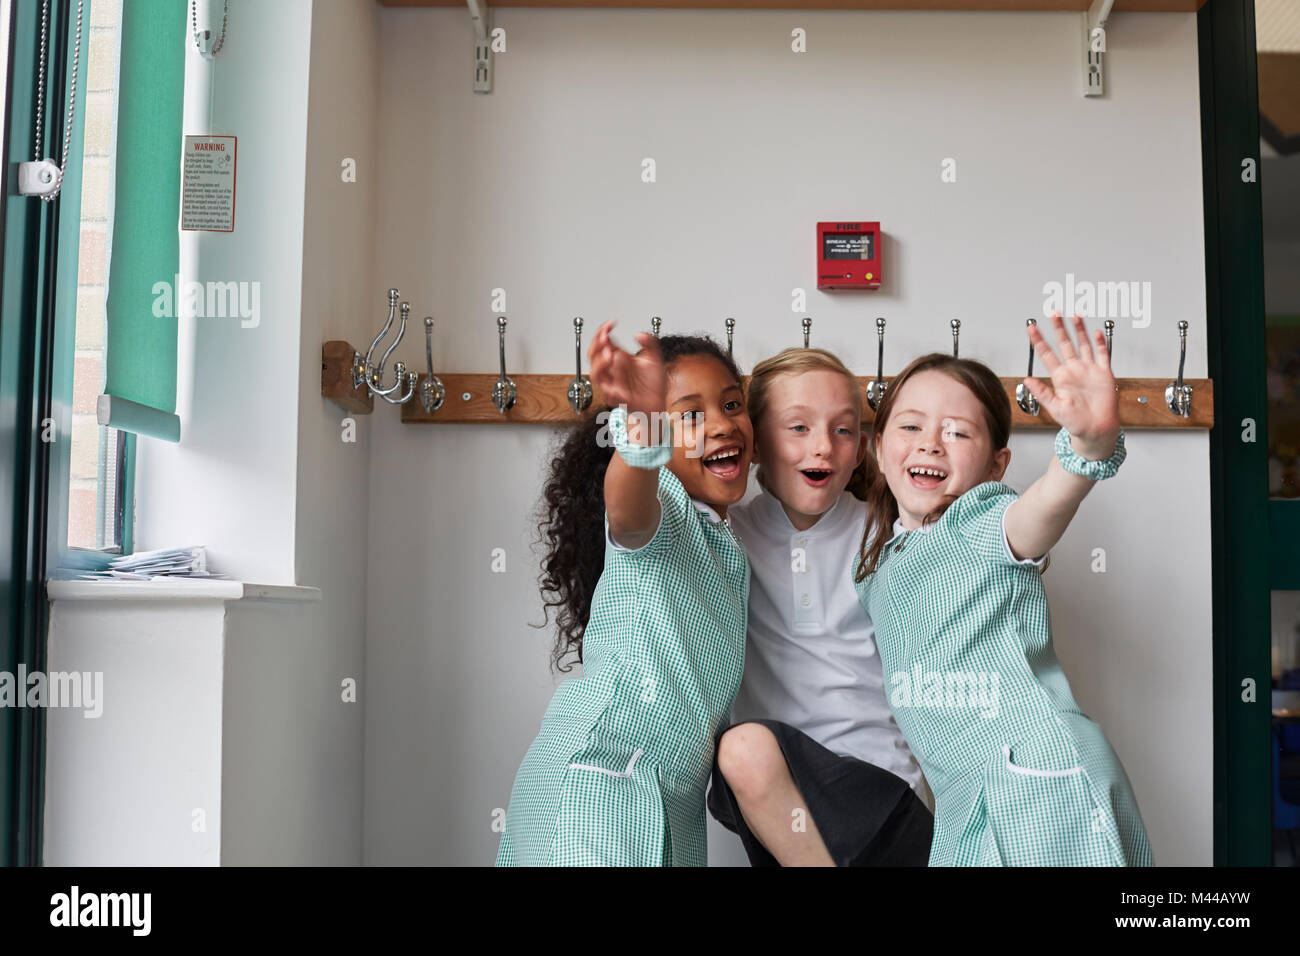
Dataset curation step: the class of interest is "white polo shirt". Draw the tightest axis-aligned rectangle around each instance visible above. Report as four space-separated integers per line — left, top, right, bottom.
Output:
725 488 926 794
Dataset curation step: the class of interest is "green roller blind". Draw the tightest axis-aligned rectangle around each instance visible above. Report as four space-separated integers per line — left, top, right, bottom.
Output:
97 0 186 442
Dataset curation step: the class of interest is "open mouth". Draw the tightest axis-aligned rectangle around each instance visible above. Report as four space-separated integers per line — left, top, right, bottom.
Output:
703 445 744 482
907 465 947 491
800 468 832 487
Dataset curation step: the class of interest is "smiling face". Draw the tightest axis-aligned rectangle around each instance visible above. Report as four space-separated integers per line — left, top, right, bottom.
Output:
664 354 753 518
874 369 1011 530
753 369 866 531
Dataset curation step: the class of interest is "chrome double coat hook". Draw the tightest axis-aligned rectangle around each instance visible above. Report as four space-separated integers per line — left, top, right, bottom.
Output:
354 289 419 405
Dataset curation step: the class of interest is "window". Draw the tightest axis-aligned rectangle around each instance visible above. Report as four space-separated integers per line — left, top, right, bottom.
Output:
66 0 127 553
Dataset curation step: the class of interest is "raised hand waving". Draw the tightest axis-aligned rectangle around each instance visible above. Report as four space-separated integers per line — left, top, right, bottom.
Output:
587 320 668 418
1021 312 1121 460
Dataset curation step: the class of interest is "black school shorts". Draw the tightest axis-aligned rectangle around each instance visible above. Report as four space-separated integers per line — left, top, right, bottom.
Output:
707 718 934 866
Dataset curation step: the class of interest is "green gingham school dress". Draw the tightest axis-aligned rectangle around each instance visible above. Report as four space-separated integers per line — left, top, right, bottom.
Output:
495 466 749 866
853 481 1152 866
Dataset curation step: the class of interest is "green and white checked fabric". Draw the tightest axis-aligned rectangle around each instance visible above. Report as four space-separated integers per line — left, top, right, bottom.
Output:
1054 428 1127 481
854 481 1153 867
608 404 674 470
496 466 749 866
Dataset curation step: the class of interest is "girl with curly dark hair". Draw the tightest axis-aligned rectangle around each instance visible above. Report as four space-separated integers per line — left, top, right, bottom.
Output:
496 322 753 866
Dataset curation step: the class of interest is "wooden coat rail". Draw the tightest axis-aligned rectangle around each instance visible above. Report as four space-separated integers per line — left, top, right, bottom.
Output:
322 340 1214 429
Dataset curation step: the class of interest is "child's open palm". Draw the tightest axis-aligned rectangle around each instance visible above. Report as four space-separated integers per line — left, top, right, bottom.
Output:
1022 312 1121 458
587 320 668 417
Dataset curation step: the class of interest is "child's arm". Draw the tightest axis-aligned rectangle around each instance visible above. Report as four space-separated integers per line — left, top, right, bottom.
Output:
587 321 669 550
1003 313 1123 561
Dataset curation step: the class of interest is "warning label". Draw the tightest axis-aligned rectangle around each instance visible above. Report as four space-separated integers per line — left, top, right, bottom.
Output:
181 135 237 232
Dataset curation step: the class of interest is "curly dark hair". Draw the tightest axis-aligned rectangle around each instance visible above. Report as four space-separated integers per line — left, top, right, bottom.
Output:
531 334 744 673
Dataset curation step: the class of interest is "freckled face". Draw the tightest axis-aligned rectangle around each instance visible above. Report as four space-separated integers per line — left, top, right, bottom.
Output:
664 355 753 518
754 370 866 531
875 370 1009 529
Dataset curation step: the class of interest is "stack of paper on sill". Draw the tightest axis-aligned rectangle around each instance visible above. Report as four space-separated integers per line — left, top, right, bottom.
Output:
78 546 228 581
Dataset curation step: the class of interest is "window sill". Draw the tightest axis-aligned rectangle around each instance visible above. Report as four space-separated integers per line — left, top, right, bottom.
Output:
45 578 321 603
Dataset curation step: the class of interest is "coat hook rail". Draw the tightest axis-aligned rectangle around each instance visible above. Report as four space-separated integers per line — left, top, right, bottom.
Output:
383 371 1215 428
321 312 1215 428
323 344 1214 428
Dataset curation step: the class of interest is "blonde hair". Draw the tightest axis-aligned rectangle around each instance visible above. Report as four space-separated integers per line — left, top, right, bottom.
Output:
746 347 874 500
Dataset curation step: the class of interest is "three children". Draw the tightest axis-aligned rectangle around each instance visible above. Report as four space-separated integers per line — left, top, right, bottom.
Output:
497 313 1151 867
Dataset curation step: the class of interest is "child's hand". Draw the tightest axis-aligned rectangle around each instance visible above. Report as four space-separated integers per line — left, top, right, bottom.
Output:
587 320 668 418
1022 312 1121 460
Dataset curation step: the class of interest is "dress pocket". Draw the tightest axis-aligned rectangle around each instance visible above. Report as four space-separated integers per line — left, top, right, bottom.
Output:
980 729 1125 866
568 748 645 779
548 751 669 866
1001 744 1084 779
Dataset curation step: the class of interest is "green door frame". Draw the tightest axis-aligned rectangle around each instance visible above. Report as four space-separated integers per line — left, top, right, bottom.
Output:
1 0 48 869
0 0 86 867
1199 0 1278 865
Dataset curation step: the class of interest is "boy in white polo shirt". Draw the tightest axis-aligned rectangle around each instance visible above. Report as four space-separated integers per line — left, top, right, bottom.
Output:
705 347 935 866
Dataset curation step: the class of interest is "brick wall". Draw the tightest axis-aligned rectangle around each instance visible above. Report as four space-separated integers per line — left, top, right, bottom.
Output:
68 0 121 550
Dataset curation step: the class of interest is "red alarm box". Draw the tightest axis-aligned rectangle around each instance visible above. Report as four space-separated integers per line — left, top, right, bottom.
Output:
817 221 882 290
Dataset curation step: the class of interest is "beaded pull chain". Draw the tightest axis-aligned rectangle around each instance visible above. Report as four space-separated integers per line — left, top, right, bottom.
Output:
32 0 85 202
191 0 229 59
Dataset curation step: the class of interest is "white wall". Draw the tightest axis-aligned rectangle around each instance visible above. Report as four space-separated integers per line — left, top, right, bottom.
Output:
42 584 332 866
360 8 1212 865
43 595 227 866
206 0 382 866
279 0 384 865
135 0 312 585
221 595 346 864
122 0 380 864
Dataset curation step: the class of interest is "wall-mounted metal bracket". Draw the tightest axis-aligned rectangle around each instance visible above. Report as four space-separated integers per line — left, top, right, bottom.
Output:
467 0 493 93
1083 0 1115 97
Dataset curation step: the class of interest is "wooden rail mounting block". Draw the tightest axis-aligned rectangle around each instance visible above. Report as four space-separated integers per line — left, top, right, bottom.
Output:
321 341 374 414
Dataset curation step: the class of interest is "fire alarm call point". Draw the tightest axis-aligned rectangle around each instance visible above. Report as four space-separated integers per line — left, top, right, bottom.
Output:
817 221 882 290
